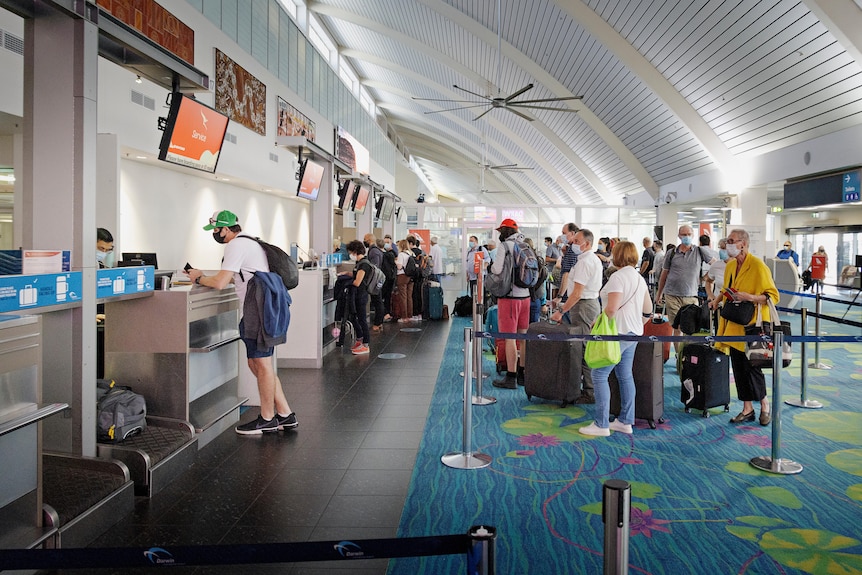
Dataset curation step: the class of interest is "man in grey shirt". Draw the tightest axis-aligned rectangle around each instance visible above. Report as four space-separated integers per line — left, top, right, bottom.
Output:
655 225 715 351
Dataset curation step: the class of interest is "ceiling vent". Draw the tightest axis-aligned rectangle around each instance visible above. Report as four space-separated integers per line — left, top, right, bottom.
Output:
130 90 155 111
2 30 24 56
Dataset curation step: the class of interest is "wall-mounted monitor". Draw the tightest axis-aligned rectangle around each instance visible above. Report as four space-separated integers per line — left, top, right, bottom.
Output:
381 197 396 221
158 93 230 174
395 206 404 223
352 185 370 214
296 158 325 201
337 179 355 210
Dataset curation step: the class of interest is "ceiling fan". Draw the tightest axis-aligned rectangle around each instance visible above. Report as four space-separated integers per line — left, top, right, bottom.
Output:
412 0 582 122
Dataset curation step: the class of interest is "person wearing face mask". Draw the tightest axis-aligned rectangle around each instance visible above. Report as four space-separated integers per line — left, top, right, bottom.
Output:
549 229 603 403
465 235 489 298
655 225 716 353
186 210 297 435
363 234 385 332
346 240 372 354
709 229 778 426
96 228 116 269
775 240 799 267
552 223 580 314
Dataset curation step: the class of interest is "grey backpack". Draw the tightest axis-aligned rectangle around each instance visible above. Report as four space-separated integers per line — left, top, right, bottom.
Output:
96 379 146 443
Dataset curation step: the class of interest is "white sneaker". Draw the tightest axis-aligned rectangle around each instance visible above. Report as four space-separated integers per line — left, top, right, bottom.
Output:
579 422 610 437
609 420 633 434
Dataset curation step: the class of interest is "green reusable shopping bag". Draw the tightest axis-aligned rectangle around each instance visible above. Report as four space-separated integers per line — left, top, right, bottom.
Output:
584 312 621 369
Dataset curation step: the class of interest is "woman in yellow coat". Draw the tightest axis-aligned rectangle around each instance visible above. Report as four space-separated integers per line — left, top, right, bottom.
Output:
709 229 779 426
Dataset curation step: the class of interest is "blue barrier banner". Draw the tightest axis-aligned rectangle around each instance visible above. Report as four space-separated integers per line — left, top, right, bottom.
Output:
0 272 83 313
96 266 155 298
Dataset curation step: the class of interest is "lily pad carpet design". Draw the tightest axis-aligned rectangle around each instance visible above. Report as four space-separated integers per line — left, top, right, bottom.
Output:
388 308 862 575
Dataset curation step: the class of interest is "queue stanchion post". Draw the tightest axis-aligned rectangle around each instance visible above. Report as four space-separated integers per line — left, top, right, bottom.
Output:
442 327 492 470
467 525 496 575
786 307 822 409
602 479 631 575
809 293 831 370
473 266 495 406
750 331 803 475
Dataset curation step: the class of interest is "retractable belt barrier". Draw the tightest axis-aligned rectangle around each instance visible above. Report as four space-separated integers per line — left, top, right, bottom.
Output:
474 331 862 345
0 527 498 573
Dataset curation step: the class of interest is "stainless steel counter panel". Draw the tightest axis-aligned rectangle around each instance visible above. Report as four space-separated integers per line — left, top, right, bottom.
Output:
104 286 245 445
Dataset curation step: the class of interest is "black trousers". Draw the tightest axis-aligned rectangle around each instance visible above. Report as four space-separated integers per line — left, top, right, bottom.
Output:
729 346 767 402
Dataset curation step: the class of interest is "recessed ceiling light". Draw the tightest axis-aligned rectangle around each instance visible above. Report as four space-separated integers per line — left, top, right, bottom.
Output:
135 155 146 160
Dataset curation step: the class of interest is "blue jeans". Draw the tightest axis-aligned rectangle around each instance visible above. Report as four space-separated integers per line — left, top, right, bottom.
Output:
590 338 637 428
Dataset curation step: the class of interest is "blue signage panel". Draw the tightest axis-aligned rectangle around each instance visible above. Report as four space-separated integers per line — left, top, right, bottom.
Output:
96 266 155 299
843 171 860 203
0 272 83 313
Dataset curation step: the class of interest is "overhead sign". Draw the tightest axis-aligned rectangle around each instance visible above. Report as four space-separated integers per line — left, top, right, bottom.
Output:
843 171 860 203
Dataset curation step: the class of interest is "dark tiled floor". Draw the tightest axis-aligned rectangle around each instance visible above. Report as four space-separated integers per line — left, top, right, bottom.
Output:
81 319 451 575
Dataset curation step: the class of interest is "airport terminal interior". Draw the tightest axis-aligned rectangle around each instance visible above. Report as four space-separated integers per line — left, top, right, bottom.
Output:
0 1 861 573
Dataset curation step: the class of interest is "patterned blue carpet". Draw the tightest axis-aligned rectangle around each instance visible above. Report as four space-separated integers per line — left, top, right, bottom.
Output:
388 301 862 574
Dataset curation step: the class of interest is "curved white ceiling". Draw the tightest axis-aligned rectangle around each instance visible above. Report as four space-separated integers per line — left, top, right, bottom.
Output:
309 0 862 205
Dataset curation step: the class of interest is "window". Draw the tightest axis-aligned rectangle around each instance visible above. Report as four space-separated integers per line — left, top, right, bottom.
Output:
276 0 297 21
340 65 358 94
308 15 337 67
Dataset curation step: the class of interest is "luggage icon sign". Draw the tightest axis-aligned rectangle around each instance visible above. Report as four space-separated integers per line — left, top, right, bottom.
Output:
19 285 37 306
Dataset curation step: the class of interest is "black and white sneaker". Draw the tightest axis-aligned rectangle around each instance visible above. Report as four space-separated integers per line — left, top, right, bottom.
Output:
235 415 279 435
275 412 298 430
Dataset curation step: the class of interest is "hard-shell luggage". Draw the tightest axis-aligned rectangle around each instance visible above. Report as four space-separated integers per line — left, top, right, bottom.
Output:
427 283 444 320
523 321 580 407
644 316 671 363
679 344 730 417
609 342 665 429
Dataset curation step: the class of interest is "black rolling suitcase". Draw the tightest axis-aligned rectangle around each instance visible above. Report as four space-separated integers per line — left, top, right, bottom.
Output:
609 341 665 429
679 344 730 417
523 321 580 407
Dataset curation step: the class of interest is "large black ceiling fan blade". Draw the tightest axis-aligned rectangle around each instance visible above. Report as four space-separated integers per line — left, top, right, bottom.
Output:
513 95 583 104
453 84 492 101
500 106 534 122
503 83 534 103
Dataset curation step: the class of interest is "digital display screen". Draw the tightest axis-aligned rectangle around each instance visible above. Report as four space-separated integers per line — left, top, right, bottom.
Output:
158 93 230 174
297 159 325 201
352 185 370 214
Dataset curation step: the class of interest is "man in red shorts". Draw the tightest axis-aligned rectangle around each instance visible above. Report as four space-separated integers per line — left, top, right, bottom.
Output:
490 218 533 389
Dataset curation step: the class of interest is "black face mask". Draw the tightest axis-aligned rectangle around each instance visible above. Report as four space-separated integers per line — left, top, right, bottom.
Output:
363 241 370 248
213 229 227 244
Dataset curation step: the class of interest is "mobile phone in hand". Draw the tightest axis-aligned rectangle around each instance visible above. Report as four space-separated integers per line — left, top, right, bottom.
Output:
184 262 193 272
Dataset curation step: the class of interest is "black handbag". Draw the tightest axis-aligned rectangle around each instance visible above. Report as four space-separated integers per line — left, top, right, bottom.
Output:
720 300 755 325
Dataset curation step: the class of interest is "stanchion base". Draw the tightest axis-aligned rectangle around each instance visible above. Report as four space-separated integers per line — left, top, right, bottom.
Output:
472 395 496 406
808 362 832 370
459 371 488 379
785 399 823 409
441 452 492 469
750 456 803 475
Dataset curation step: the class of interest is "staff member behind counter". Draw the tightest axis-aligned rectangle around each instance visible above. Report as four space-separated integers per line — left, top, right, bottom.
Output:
97 227 116 269
184 210 297 436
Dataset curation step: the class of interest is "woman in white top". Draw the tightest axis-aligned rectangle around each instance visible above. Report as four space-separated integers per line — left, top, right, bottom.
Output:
580 241 653 437
394 239 414 321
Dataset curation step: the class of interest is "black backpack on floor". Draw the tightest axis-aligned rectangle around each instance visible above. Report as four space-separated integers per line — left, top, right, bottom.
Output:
453 295 473 317
96 379 146 443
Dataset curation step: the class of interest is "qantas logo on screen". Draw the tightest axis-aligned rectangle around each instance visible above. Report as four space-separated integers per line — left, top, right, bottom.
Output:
192 109 209 142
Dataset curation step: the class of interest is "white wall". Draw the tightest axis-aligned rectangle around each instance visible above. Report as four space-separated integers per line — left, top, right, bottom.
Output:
118 159 309 272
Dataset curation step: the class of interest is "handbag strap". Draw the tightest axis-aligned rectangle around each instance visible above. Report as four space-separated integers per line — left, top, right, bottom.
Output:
754 302 763 327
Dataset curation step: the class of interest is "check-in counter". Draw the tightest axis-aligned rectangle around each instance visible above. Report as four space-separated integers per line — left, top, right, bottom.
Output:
276 268 335 369
104 285 246 448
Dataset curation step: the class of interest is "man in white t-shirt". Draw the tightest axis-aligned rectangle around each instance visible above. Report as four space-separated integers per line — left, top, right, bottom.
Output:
549 229 603 403
186 210 297 436
429 236 444 282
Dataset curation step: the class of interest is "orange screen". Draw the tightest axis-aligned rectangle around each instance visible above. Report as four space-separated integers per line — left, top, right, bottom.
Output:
162 95 229 173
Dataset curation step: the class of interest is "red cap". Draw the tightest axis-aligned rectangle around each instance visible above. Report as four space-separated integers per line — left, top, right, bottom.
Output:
496 218 519 231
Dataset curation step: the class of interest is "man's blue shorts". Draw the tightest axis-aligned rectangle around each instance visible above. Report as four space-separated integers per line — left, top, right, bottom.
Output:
242 336 274 359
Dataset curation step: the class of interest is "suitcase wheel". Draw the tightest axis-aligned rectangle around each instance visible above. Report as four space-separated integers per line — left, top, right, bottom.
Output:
702 411 710 418
684 407 691 414
648 420 657 429
658 417 665 424
723 404 730 412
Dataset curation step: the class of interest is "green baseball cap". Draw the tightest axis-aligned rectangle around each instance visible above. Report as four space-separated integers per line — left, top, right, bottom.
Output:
203 210 238 230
